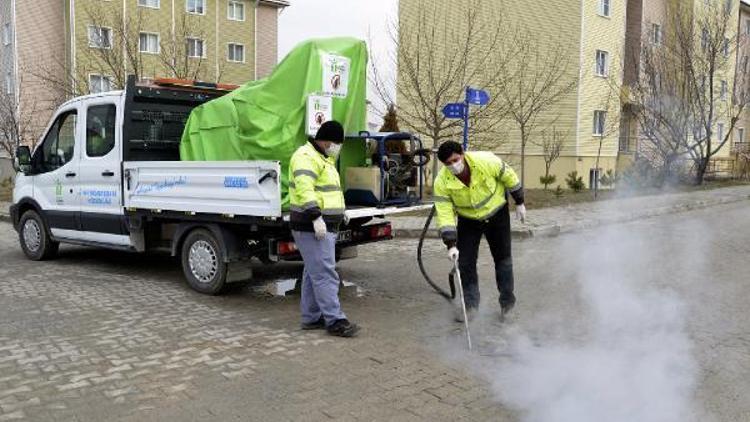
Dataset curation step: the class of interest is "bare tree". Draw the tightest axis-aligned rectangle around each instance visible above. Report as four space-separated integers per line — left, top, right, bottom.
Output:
370 0 513 180
537 126 565 190
159 13 212 81
627 42 693 184
34 6 214 98
0 74 43 157
592 84 622 198
494 30 578 187
630 1 750 185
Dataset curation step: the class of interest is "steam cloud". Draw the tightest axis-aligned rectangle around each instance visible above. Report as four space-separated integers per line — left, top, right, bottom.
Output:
480 222 701 422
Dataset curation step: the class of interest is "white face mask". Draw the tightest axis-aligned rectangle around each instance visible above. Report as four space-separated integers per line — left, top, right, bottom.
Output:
448 160 465 175
325 143 342 158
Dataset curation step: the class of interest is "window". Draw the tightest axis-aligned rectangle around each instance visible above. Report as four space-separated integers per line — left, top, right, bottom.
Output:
718 122 725 140
651 23 662 45
228 1 245 21
593 111 607 136
598 0 610 17
86 105 116 157
746 20 750 36
138 0 160 8
721 80 728 100
34 111 78 173
737 128 745 144
139 32 160 54
186 37 205 58
595 50 609 77
743 56 748 74
88 26 112 49
701 28 709 50
723 37 730 57
227 43 245 62
186 0 205 14
89 74 113 93
2 23 10 46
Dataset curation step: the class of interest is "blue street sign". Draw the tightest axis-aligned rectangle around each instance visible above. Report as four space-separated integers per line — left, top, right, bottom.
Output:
466 88 490 106
442 103 466 119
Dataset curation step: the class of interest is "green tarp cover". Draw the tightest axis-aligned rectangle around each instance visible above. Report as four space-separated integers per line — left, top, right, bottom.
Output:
179 37 368 209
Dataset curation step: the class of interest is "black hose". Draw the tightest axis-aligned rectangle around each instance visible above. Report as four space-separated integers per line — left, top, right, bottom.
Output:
417 205 456 301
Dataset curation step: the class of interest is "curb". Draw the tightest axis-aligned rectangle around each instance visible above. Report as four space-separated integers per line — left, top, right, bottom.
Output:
393 194 750 240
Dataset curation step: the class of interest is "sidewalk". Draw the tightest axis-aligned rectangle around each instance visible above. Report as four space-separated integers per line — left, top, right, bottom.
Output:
390 185 750 239
2 185 749 238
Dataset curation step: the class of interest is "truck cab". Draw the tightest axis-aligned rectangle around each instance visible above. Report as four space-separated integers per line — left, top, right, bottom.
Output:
14 91 129 250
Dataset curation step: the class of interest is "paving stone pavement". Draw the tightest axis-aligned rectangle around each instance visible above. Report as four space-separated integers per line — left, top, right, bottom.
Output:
0 221 509 421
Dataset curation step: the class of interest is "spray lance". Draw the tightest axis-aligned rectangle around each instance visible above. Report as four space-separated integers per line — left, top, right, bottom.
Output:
417 205 473 351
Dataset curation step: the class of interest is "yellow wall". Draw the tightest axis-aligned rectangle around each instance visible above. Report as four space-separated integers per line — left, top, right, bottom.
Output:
70 0 256 89
577 0 627 159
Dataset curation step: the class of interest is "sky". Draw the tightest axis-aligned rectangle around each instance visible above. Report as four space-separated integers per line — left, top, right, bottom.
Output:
278 0 399 124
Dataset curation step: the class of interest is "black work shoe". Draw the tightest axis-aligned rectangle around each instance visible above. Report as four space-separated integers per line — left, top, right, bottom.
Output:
501 302 515 316
301 317 325 330
326 319 360 337
499 302 515 322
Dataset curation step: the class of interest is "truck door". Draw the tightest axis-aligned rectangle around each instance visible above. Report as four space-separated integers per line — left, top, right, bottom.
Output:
30 108 81 236
78 101 128 242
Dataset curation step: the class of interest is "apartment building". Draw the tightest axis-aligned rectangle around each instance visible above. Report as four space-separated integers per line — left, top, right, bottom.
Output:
0 0 287 146
620 0 742 175
399 0 628 189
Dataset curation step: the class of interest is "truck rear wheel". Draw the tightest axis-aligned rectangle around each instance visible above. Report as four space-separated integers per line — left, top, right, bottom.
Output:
19 210 59 261
181 228 228 295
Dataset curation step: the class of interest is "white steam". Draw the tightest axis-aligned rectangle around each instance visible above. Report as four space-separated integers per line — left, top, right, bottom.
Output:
481 222 701 422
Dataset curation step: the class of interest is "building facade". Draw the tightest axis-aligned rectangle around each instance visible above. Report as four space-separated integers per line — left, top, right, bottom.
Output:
400 0 750 188
399 0 628 189
620 0 743 177
0 0 287 147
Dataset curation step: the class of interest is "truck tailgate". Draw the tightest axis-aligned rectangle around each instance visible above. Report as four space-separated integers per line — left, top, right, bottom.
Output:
124 161 282 217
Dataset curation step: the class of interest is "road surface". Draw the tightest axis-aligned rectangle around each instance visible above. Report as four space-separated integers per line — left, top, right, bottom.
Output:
0 202 748 421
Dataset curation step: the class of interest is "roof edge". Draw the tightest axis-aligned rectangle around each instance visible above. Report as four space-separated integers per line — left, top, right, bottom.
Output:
259 0 290 8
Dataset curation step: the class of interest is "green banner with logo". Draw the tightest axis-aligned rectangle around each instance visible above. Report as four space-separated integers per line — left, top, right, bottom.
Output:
180 37 368 209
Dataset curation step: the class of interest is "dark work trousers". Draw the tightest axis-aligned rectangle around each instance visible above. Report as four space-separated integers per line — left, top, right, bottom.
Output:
456 203 515 309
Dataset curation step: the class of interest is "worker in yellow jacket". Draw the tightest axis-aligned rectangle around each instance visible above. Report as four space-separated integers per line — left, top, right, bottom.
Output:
289 121 359 337
433 141 526 322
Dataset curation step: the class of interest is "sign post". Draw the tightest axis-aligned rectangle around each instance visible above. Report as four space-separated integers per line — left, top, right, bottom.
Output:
442 87 490 151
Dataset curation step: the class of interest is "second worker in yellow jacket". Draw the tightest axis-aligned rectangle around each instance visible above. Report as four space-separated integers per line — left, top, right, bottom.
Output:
433 141 526 322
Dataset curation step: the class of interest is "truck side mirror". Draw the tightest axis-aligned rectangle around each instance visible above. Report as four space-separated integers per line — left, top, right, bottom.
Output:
15 146 31 173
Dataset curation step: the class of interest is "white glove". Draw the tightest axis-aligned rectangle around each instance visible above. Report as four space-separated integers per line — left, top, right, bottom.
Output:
515 204 527 223
448 247 459 262
313 216 327 240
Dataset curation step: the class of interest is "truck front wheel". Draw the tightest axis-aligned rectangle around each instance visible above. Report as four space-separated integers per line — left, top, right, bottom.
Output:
181 229 228 295
19 210 59 261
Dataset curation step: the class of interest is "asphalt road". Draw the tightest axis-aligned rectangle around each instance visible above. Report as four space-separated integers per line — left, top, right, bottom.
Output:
0 202 748 421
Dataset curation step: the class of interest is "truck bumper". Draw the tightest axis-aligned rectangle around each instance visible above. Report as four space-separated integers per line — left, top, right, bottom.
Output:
274 222 393 261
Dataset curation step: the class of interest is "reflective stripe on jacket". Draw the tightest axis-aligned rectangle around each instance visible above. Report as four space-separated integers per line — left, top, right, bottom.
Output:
433 152 521 242
289 142 345 232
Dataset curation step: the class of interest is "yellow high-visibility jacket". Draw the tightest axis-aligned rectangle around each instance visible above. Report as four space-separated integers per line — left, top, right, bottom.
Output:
289 142 345 232
433 152 521 242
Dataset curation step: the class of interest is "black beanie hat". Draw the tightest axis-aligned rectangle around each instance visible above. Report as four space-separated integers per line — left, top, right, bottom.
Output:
314 121 345 144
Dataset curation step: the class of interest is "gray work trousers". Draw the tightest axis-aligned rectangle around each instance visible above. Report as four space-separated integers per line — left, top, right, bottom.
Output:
292 231 346 326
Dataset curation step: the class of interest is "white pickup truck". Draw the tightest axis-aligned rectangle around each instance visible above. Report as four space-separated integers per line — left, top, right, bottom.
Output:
11 78 429 294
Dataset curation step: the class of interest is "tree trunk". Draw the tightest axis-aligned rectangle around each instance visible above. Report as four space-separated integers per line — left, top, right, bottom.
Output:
695 157 709 185
594 140 603 199
520 126 527 188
